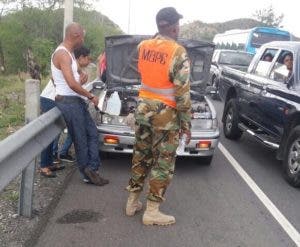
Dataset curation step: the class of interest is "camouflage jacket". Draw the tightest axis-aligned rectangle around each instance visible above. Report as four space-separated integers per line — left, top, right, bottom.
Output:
135 34 191 131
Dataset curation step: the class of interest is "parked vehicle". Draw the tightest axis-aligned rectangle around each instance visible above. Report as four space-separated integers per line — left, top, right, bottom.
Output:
209 49 253 99
88 35 219 164
219 41 300 186
213 27 291 54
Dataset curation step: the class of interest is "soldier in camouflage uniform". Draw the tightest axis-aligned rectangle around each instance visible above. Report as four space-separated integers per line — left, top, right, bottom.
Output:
126 7 191 226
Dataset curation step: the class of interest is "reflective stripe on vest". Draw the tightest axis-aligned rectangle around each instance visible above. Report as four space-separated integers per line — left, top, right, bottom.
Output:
140 82 175 102
138 39 179 108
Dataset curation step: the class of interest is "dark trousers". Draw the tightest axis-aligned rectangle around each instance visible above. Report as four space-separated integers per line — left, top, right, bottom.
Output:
55 96 100 173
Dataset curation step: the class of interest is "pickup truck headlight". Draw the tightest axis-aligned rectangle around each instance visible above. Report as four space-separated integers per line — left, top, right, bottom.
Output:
102 114 126 125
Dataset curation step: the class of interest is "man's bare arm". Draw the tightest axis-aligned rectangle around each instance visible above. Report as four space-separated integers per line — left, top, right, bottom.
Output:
53 50 98 104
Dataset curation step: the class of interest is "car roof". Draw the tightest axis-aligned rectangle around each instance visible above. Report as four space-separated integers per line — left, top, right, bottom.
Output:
214 49 252 54
261 41 300 53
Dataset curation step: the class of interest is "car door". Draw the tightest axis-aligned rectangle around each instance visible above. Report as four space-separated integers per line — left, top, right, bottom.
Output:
239 48 278 124
259 49 297 137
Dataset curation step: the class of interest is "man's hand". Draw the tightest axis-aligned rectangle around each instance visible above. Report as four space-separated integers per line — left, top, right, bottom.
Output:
90 95 99 107
80 72 88 85
180 129 191 144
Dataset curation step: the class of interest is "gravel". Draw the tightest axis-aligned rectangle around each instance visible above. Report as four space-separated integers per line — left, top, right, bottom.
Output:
0 161 75 247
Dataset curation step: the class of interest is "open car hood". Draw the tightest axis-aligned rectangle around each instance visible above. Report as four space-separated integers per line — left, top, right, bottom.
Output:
105 35 215 93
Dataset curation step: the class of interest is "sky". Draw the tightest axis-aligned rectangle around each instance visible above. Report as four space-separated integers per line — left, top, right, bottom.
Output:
93 0 300 37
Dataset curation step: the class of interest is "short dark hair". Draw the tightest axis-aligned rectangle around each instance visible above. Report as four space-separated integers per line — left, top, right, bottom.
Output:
283 52 293 60
74 46 90 59
263 53 273 60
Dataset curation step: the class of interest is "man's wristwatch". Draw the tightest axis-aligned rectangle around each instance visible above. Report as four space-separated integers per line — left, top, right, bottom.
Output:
88 94 95 100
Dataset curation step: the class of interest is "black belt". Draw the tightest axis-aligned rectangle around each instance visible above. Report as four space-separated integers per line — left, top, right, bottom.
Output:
55 95 85 104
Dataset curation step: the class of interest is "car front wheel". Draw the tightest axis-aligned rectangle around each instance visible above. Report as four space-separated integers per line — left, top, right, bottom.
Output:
223 99 242 140
283 126 300 187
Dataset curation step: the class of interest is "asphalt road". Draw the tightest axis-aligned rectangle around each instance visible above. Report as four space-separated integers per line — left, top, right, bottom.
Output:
36 98 300 247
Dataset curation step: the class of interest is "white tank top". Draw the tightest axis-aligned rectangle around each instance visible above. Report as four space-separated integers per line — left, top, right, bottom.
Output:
51 46 80 96
40 79 56 100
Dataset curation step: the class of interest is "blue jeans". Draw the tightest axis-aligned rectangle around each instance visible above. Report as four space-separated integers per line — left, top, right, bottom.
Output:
55 96 100 173
60 132 72 156
53 132 72 156
40 97 56 168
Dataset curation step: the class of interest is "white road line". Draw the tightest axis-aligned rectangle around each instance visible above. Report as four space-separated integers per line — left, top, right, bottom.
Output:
218 142 300 247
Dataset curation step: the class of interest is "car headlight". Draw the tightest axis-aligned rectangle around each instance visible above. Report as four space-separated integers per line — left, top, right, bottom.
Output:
101 114 126 125
102 115 112 124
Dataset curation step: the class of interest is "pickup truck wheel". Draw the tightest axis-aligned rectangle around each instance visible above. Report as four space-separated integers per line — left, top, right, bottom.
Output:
283 126 300 187
223 99 242 140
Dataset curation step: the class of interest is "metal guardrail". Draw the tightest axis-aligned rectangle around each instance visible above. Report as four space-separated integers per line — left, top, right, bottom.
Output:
0 79 98 217
0 107 65 191
0 79 100 217
0 106 65 217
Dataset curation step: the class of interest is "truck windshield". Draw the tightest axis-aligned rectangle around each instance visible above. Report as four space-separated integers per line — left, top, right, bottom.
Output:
219 52 253 66
251 32 290 48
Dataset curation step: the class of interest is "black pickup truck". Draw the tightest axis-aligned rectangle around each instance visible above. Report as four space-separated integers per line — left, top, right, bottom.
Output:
219 41 300 187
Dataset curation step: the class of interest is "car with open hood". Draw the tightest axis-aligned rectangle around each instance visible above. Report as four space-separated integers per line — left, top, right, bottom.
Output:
88 35 219 164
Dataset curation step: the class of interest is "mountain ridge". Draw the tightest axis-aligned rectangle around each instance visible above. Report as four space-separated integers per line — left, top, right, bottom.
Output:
180 18 300 41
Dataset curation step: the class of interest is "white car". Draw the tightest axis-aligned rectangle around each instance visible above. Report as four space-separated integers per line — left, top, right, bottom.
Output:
89 35 219 164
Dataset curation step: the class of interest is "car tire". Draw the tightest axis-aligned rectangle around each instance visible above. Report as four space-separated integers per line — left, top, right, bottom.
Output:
283 126 300 187
223 99 243 140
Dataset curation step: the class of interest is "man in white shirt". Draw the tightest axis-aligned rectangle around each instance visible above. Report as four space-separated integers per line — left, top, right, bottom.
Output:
51 22 108 186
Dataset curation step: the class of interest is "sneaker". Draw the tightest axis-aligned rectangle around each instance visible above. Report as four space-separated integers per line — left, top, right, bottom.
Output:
53 153 61 164
49 164 65 172
59 154 75 163
83 178 92 184
84 167 109 186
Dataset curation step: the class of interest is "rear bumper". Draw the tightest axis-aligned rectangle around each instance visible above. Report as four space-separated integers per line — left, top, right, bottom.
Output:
97 125 220 157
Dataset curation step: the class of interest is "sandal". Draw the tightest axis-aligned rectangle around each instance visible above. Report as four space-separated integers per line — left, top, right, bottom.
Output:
40 167 56 178
49 164 65 172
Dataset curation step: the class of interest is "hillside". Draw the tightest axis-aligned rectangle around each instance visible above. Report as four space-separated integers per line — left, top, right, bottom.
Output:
180 18 298 41
0 7 123 75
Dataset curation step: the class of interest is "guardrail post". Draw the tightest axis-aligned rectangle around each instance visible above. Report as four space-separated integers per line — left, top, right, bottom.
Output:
18 79 40 217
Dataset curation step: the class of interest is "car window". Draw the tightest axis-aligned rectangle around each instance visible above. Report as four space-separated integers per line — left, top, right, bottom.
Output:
269 50 294 85
261 49 277 62
253 48 278 77
219 52 253 66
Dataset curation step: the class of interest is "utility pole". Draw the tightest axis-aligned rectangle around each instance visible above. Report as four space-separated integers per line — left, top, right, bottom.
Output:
127 0 131 34
63 0 74 38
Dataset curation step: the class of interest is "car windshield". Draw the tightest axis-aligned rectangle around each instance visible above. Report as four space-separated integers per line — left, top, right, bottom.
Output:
219 52 253 66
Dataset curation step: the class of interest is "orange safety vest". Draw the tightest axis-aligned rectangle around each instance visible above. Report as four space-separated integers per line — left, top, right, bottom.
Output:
138 39 179 108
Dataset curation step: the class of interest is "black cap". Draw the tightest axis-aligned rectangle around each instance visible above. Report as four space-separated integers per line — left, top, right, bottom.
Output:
156 7 183 27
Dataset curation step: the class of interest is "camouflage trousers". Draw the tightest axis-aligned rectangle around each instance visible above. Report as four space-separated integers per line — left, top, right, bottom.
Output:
127 124 179 202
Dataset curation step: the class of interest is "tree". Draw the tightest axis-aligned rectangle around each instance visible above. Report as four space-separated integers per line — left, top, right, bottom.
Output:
0 7 123 75
0 0 99 13
253 5 284 27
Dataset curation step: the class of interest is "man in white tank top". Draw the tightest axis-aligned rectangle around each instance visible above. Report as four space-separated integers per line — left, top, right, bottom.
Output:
51 22 108 186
